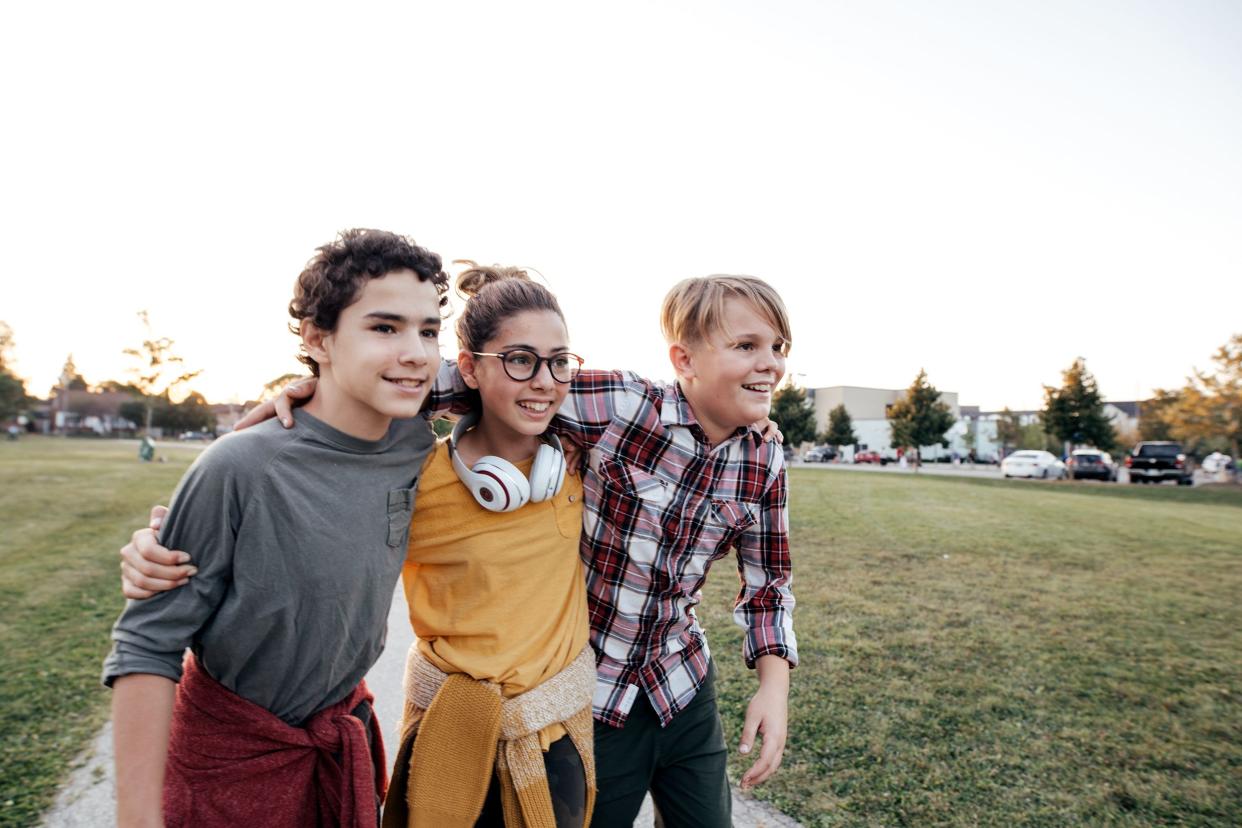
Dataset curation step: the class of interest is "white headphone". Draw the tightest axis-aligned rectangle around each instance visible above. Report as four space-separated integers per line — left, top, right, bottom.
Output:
448 412 567 512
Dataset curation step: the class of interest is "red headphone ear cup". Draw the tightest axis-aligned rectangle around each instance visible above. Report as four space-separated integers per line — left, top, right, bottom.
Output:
470 458 530 512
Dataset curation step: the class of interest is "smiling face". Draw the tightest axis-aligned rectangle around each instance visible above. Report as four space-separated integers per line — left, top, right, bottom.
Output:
459 308 572 452
672 296 787 445
302 268 443 438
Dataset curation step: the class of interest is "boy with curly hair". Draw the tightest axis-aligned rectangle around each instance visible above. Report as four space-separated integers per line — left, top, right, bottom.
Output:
103 229 448 827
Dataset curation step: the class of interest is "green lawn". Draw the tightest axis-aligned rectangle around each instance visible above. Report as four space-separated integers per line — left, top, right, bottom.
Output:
703 469 1242 826
3 440 1241 826
0 437 198 827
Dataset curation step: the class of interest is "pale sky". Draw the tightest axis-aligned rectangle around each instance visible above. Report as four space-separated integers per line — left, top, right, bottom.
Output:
3 0 1239 411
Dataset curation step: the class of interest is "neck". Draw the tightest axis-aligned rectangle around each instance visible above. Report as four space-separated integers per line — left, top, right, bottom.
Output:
457 413 541 465
303 376 390 441
679 380 736 447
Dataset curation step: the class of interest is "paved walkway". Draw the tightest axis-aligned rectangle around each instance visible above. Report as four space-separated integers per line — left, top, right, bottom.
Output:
42 586 800 827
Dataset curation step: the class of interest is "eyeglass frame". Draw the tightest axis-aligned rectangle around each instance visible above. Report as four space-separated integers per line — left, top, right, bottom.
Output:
470 349 584 384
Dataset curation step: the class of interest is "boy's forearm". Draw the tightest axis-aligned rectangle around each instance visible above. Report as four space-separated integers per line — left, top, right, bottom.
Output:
113 674 176 828
755 654 791 696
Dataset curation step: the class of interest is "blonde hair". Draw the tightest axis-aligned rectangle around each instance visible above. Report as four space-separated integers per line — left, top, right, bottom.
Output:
659 275 791 354
452 260 565 352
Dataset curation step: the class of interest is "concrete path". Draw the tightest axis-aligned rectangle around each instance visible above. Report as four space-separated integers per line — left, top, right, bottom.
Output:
42 585 799 827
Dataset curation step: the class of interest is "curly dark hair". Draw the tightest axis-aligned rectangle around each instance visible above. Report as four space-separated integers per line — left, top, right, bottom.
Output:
288 229 449 375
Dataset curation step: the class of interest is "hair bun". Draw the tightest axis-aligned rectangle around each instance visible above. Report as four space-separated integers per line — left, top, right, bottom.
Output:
454 260 532 299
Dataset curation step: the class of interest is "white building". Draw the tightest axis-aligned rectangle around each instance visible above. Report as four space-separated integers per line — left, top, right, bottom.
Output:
807 385 960 461
806 386 1145 462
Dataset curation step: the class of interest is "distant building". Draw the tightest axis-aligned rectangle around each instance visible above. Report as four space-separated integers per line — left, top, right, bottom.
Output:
211 402 255 434
1103 400 1141 436
807 386 1148 463
967 410 1042 461
807 385 960 460
49 389 139 436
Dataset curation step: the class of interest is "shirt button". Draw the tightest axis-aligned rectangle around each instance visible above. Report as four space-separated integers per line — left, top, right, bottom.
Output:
568 494 576 502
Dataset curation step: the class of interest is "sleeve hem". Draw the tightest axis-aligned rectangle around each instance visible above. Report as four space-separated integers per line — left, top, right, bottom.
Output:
743 644 798 670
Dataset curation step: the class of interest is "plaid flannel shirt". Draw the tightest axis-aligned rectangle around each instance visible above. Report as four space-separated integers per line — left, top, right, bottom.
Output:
427 364 797 727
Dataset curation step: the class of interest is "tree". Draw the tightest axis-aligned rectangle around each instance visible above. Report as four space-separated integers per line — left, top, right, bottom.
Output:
1019 421 1060 452
59 354 89 390
1041 357 1116 452
887 370 956 468
994 407 1022 459
153 391 215 433
770 380 818 447
259 372 305 402
821 404 857 451
1163 333 1242 460
1139 389 1180 442
97 379 146 396
0 321 30 421
123 310 201 433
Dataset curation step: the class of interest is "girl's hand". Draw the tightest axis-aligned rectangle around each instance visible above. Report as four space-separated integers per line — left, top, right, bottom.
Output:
119 506 195 599
753 418 784 443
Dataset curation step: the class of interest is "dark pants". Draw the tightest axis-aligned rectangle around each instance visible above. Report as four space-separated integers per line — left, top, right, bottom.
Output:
474 735 587 828
590 663 731 828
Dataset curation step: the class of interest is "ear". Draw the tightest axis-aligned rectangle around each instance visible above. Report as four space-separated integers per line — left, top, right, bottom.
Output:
458 349 481 390
301 319 332 367
668 342 696 382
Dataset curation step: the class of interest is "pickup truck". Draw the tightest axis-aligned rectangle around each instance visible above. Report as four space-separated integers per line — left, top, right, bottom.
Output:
1125 441 1193 485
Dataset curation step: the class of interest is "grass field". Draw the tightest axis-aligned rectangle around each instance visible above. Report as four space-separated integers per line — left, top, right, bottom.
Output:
0 437 199 827
702 468 1242 826
3 439 1241 826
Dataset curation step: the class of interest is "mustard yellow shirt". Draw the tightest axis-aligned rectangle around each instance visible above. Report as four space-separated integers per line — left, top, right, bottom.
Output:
401 440 589 745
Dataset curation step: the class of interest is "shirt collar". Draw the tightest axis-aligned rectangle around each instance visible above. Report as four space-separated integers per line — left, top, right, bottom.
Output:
662 381 762 447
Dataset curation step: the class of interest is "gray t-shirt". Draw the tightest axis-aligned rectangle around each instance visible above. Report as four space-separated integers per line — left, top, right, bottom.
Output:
103 410 434 725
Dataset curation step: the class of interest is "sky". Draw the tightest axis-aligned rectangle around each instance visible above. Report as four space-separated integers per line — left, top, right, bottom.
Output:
2 0 1239 411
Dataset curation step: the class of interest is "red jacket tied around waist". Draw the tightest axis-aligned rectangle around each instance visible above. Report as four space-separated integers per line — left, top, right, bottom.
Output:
163 652 386 828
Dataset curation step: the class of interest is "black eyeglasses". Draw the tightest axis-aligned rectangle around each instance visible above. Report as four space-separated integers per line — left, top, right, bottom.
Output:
472 349 584 383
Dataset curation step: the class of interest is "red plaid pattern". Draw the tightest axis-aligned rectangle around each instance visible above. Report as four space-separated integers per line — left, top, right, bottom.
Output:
428 364 797 727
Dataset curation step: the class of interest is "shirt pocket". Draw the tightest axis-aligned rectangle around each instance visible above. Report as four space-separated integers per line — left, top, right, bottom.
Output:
595 459 669 539
387 485 416 549
706 499 758 559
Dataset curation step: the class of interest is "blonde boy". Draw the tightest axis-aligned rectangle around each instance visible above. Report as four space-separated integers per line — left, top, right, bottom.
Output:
552 275 797 827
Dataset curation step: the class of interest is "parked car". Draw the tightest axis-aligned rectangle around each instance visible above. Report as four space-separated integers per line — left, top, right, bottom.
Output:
1067 449 1117 481
854 450 885 465
1125 441 1193 485
801 446 837 463
179 431 214 442
1001 450 1067 479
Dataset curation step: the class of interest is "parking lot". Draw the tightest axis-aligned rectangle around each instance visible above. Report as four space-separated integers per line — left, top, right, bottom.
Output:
791 458 1222 486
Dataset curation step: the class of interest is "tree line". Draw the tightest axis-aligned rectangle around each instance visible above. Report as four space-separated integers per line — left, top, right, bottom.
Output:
0 313 215 434
770 332 1242 461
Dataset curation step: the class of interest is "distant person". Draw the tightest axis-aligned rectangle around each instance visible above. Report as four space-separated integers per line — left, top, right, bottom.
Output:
6 424 18 441
103 229 447 827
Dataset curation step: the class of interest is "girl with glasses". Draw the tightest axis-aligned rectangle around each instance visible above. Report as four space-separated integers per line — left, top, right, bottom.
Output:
383 260 595 827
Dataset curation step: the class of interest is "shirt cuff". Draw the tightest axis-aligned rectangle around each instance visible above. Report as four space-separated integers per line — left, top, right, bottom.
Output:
101 645 186 688
744 640 798 670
